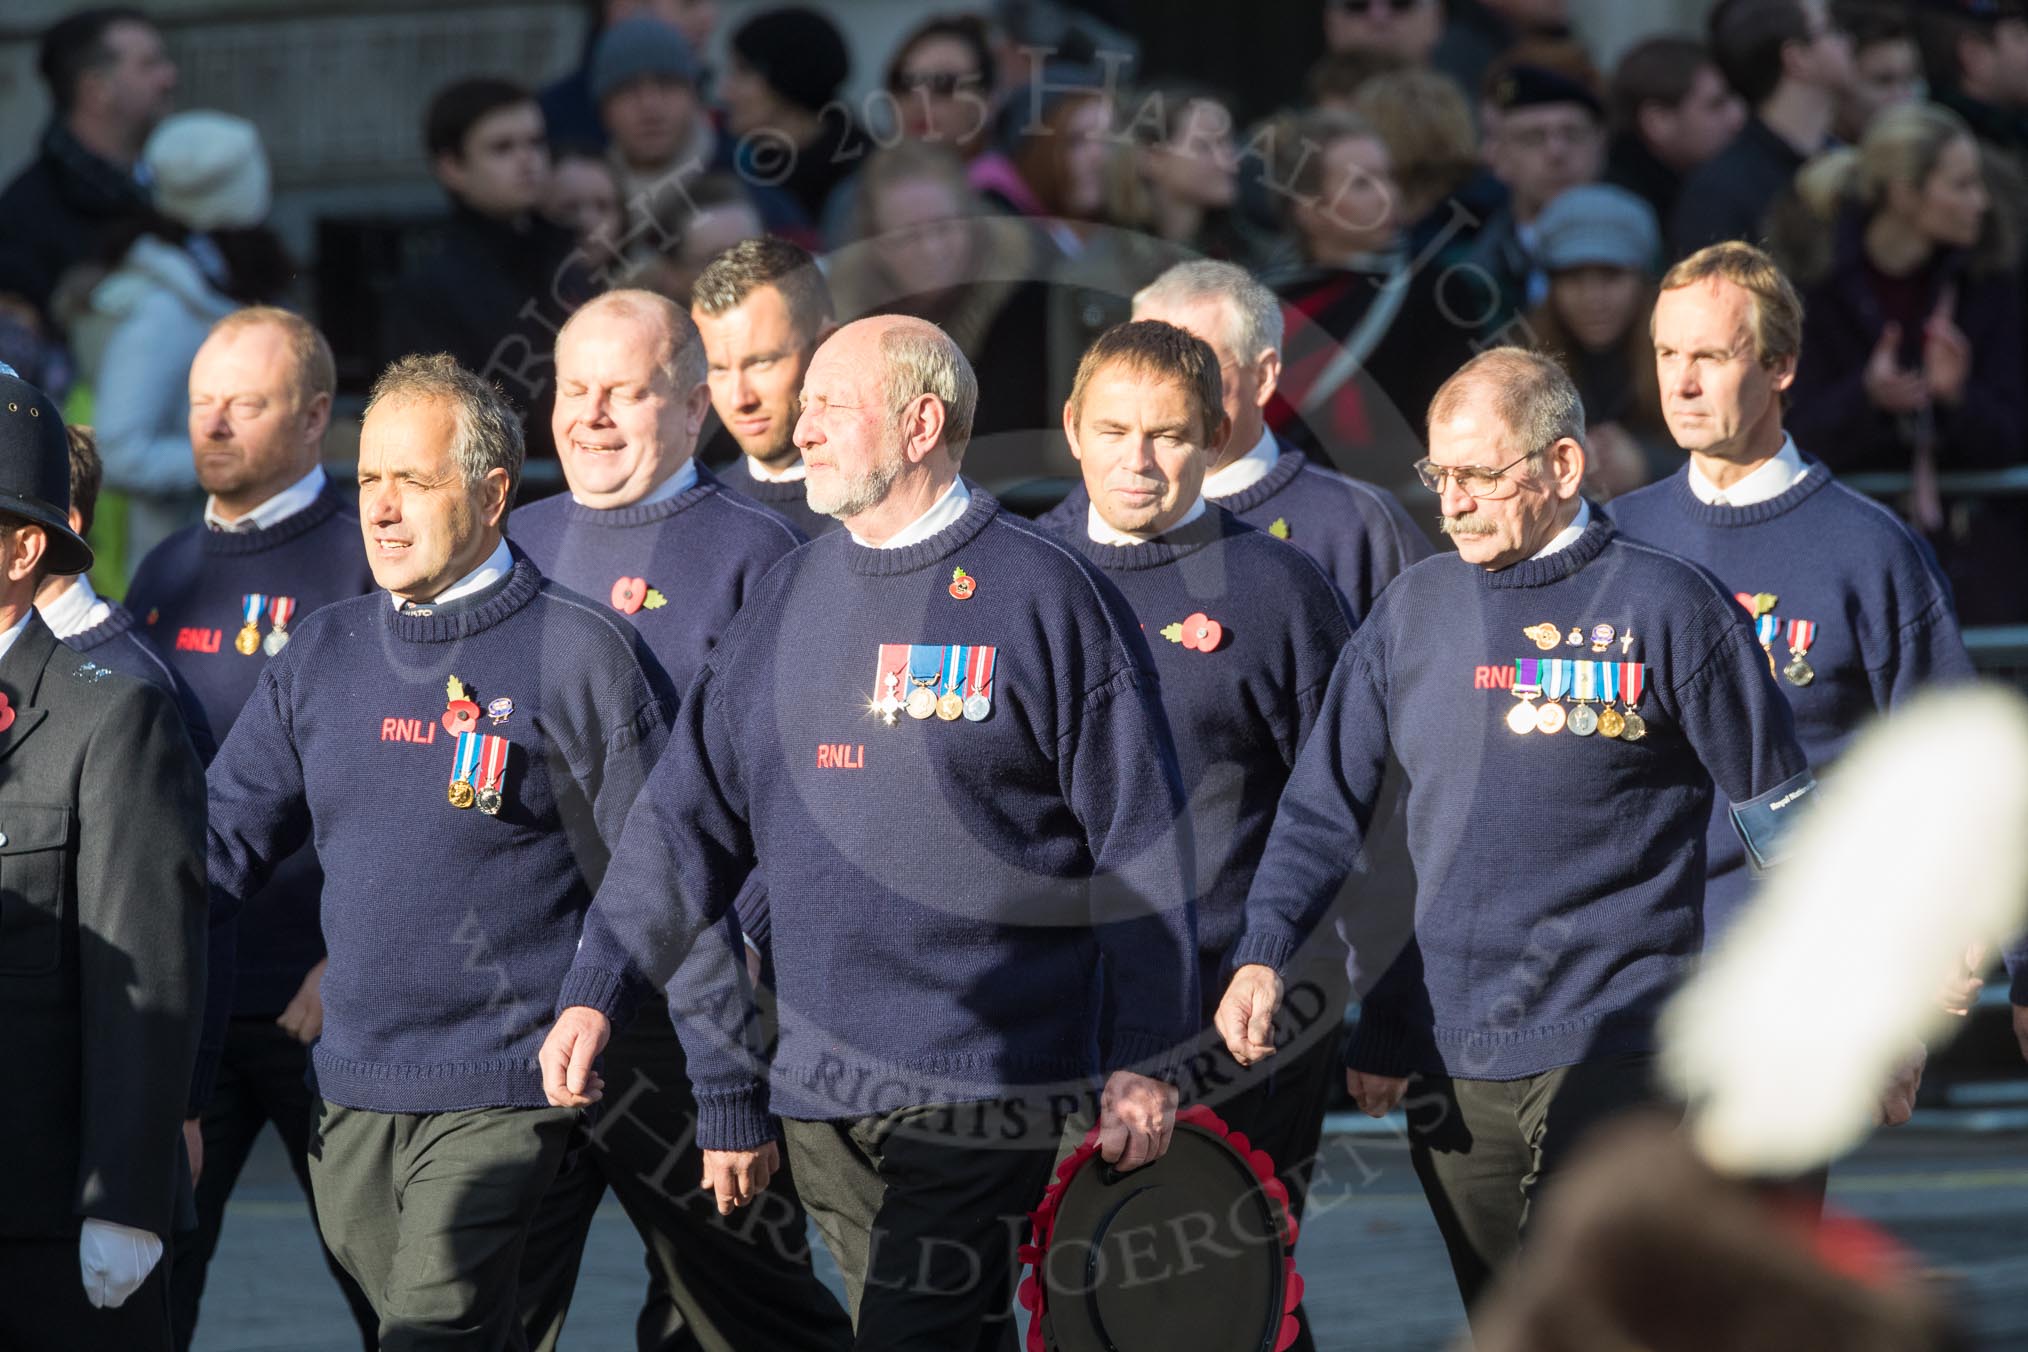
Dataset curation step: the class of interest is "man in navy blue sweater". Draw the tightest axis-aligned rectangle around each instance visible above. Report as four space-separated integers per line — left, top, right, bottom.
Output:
691 237 840 539
201 354 731 1351
121 308 377 1352
1216 348 1814 1321
1047 319 1354 1352
1607 242 1974 1133
1134 260 1431 623
508 289 847 1352
543 315 1199 1352
36 425 213 761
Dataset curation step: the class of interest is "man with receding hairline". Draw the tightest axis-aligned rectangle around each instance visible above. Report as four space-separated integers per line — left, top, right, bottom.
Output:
545 314 1199 1350
1215 347 1813 1320
508 287 848 1352
124 306 378 1352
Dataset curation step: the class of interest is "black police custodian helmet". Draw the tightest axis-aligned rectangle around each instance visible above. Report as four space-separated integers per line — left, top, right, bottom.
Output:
0 368 93 576
1019 1105 1303 1352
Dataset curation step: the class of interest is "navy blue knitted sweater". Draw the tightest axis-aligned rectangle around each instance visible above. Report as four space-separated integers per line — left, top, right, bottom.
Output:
62 602 217 763
1232 514 1813 1080
714 455 840 542
128 487 376 1015
508 465 804 692
571 486 1201 1129
1606 460 1973 935
203 555 680 1115
1051 506 1353 1012
1040 441 1431 624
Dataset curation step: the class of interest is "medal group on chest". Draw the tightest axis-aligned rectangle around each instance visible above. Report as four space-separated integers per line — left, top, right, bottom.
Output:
1508 620 1647 741
1735 592 1817 687
873 643 997 726
442 675 514 814
235 593 295 656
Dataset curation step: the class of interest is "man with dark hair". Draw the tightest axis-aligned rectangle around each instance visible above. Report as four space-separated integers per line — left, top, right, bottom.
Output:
0 371 207 1352
691 236 841 538
125 307 378 1352
1468 60 1607 330
1835 1 1926 142
1320 0 1442 68
33 425 213 762
1673 0 1856 257
202 352 693 1348
509 290 849 1352
720 7 870 223
0 6 177 326
383 77 592 460
1044 320 1355 1352
542 314 1198 1350
1215 347 1814 1324
1433 0 1572 98
1604 36 1746 225
1916 0 2028 159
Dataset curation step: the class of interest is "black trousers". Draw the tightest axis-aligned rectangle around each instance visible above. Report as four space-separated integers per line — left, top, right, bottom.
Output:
516 1004 852 1352
0 1234 173 1351
782 1103 1062 1352
172 1016 378 1351
310 1100 576 1352
1403 1056 1668 1320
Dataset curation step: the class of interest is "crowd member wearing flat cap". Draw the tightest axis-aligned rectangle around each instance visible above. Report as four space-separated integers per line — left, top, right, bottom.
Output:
201 354 684 1350
719 6 870 225
543 315 1199 1351
691 237 841 539
509 289 849 1352
34 424 213 762
123 307 377 1352
1042 320 1353 1352
1467 62 1608 333
1215 348 1815 1323
1054 260 1429 625
0 372 207 1352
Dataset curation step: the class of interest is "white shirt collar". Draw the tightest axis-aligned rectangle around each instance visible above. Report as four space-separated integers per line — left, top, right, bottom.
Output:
743 455 808 484
0 609 33 665
37 573 112 640
394 536 513 610
1202 427 1279 499
1530 499 1592 560
573 456 696 507
1087 495 1208 546
849 477 971 549
1687 434 1807 507
206 465 328 533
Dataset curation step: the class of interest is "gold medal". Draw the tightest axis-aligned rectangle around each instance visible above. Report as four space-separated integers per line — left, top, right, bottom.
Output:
1536 702 1567 734
936 691 965 721
234 623 261 656
1597 707 1626 738
1507 701 1539 735
1785 657 1814 687
1619 711 1647 741
448 780 476 809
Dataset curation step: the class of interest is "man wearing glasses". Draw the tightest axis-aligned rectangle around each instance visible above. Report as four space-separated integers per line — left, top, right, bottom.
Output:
1322 0 1444 68
1213 346 1813 1324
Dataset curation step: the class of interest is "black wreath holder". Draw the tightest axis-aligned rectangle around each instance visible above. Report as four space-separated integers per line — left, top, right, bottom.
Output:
1017 1104 1304 1352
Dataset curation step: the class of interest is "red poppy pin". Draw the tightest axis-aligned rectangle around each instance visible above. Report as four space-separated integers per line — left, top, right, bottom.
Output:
443 675 481 735
949 567 976 600
1160 612 1224 652
611 577 668 615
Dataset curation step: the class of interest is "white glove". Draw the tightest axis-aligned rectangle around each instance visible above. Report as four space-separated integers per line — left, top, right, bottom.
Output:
79 1219 163 1309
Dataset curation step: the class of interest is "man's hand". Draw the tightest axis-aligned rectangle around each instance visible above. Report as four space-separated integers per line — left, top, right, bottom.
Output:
1940 942 1986 1017
78 1219 163 1309
1097 1070 1178 1172
1214 964 1284 1067
1864 323 1929 414
701 1141 779 1215
538 1006 611 1108
1877 1046 1925 1127
276 958 327 1044
1924 289 1972 405
1346 1069 1410 1118
183 1118 204 1186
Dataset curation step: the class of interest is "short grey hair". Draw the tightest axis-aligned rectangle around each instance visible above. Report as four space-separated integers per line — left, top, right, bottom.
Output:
1133 259 1285 362
1427 347 1587 455
878 324 978 462
365 353 525 510
558 289 707 394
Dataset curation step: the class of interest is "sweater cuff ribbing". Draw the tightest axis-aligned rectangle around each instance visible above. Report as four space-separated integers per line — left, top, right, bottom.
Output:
1104 1027 1189 1084
555 965 630 1022
692 1084 774 1151
1344 1012 1421 1078
1229 931 1299 977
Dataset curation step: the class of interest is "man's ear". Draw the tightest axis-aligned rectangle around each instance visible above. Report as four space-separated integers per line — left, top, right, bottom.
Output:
1551 435 1588 498
904 394 948 465
1206 410 1235 461
1254 348 1282 409
479 466 512 526
302 391 334 448
1769 352 1798 395
1062 399 1084 461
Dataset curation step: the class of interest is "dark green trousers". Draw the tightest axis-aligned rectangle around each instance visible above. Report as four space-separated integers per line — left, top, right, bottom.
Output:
782 1103 1062 1352
309 1099 575 1351
516 1004 852 1352
1403 1056 1669 1320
